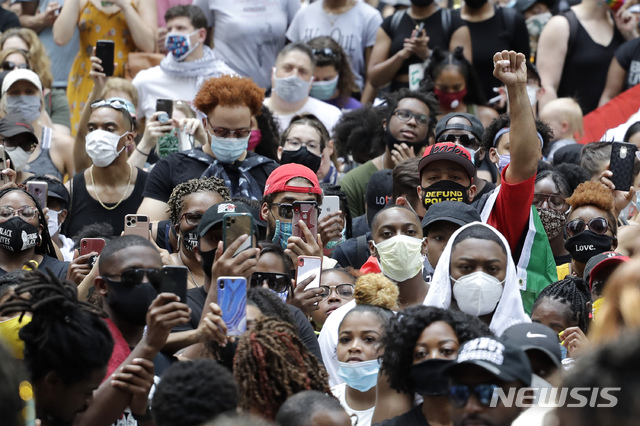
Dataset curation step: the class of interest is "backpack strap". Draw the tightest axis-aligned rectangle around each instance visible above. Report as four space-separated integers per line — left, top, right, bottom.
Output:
562 9 579 54
355 234 370 269
390 9 407 35
441 7 452 43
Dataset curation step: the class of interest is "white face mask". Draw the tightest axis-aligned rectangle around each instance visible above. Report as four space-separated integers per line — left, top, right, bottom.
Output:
47 209 61 236
272 68 312 103
5 146 31 171
451 271 504 316
85 129 129 167
372 235 424 282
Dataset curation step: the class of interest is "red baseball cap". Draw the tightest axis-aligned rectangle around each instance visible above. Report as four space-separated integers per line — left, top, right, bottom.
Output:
263 163 322 196
418 142 475 180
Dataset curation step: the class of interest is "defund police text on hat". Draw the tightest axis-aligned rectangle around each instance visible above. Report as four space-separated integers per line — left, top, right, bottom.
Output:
263 163 322 196
418 142 475 180
444 337 532 386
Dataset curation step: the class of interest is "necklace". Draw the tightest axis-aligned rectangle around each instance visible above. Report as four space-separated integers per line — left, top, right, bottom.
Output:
90 164 133 211
179 250 200 288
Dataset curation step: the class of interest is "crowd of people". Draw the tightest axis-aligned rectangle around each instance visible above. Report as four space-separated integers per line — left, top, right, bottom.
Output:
1 0 640 425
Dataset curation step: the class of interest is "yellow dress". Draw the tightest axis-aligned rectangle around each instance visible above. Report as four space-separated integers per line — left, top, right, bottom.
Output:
67 0 136 134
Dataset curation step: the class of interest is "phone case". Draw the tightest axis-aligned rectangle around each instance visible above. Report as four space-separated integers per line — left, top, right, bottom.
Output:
124 215 150 239
610 142 637 192
96 40 114 76
292 201 318 242
319 195 340 221
223 213 253 257
296 256 322 290
217 276 247 336
26 181 48 209
80 238 106 256
160 265 188 302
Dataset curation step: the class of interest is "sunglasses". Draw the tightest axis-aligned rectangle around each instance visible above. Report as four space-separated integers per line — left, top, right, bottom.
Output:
250 272 290 293
180 211 203 227
102 268 162 288
532 193 568 211
1 61 29 71
206 121 252 139
318 284 355 300
565 217 610 238
437 133 478 147
393 109 429 127
449 384 499 408
312 48 338 58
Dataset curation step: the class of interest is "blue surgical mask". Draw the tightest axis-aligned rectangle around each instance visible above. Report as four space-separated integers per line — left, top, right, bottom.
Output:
165 30 199 61
324 227 346 251
560 343 568 360
310 76 339 101
337 359 380 392
496 153 511 174
271 219 293 250
270 288 289 303
208 134 249 163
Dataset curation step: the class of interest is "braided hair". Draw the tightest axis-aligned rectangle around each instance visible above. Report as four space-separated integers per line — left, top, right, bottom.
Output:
0 269 113 384
0 187 56 258
167 177 230 225
532 277 591 334
233 316 330 420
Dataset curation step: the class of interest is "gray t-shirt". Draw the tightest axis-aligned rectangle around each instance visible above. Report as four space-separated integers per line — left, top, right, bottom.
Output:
286 0 382 91
192 0 300 90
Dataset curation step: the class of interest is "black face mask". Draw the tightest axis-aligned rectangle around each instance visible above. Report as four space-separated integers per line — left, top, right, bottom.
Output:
465 0 488 7
179 227 198 253
564 230 613 264
410 358 454 396
280 147 322 173
385 127 428 156
421 180 470 210
411 0 435 6
105 281 158 326
199 247 217 279
0 216 39 252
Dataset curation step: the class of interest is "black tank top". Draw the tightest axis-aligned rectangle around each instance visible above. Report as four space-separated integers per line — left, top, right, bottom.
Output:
64 168 148 239
557 10 625 114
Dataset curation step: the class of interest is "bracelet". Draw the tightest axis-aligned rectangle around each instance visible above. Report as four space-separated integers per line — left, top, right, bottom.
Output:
136 146 150 156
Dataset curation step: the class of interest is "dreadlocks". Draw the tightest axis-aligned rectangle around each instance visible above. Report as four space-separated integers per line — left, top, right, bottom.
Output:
0 269 113 384
233 316 330 420
167 177 231 224
0 187 57 258
532 277 591 334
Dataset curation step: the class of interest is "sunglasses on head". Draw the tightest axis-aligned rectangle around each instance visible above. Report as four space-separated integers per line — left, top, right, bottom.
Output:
250 272 290 293
565 217 610 238
437 133 478 147
312 48 338 58
102 268 162 288
449 384 499 408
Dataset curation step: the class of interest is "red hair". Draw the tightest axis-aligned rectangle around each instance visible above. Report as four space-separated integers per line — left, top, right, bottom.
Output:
194 75 264 116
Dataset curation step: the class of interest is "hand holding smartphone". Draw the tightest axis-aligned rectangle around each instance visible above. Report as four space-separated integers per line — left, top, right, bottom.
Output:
217 276 247 336
80 237 106 267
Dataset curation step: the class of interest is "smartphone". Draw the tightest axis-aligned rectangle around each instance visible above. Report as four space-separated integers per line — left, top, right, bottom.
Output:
159 265 188 302
80 238 106 256
318 195 340 221
292 201 318 242
295 255 322 290
156 98 173 124
223 213 254 257
217 276 247 336
95 40 115 77
26 181 48 209
610 142 637 192
415 22 425 38
124 214 150 239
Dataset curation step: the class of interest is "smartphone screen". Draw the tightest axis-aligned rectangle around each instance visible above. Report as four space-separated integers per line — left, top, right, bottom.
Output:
217 276 247 336
296 256 322 290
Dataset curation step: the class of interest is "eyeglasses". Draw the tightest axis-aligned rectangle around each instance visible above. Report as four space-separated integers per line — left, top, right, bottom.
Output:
532 193 568 211
1 61 29 71
102 268 162 288
565 217 610 238
250 272 291 293
284 138 322 154
318 284 355 300
0 205 38 221
180 212 203 227
437 133 478 147
312 48 338 58
449 384 499 408
206 121 252 139
392 109 429 127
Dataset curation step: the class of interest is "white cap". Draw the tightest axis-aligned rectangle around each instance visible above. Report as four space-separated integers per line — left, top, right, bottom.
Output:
2 69 42 95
